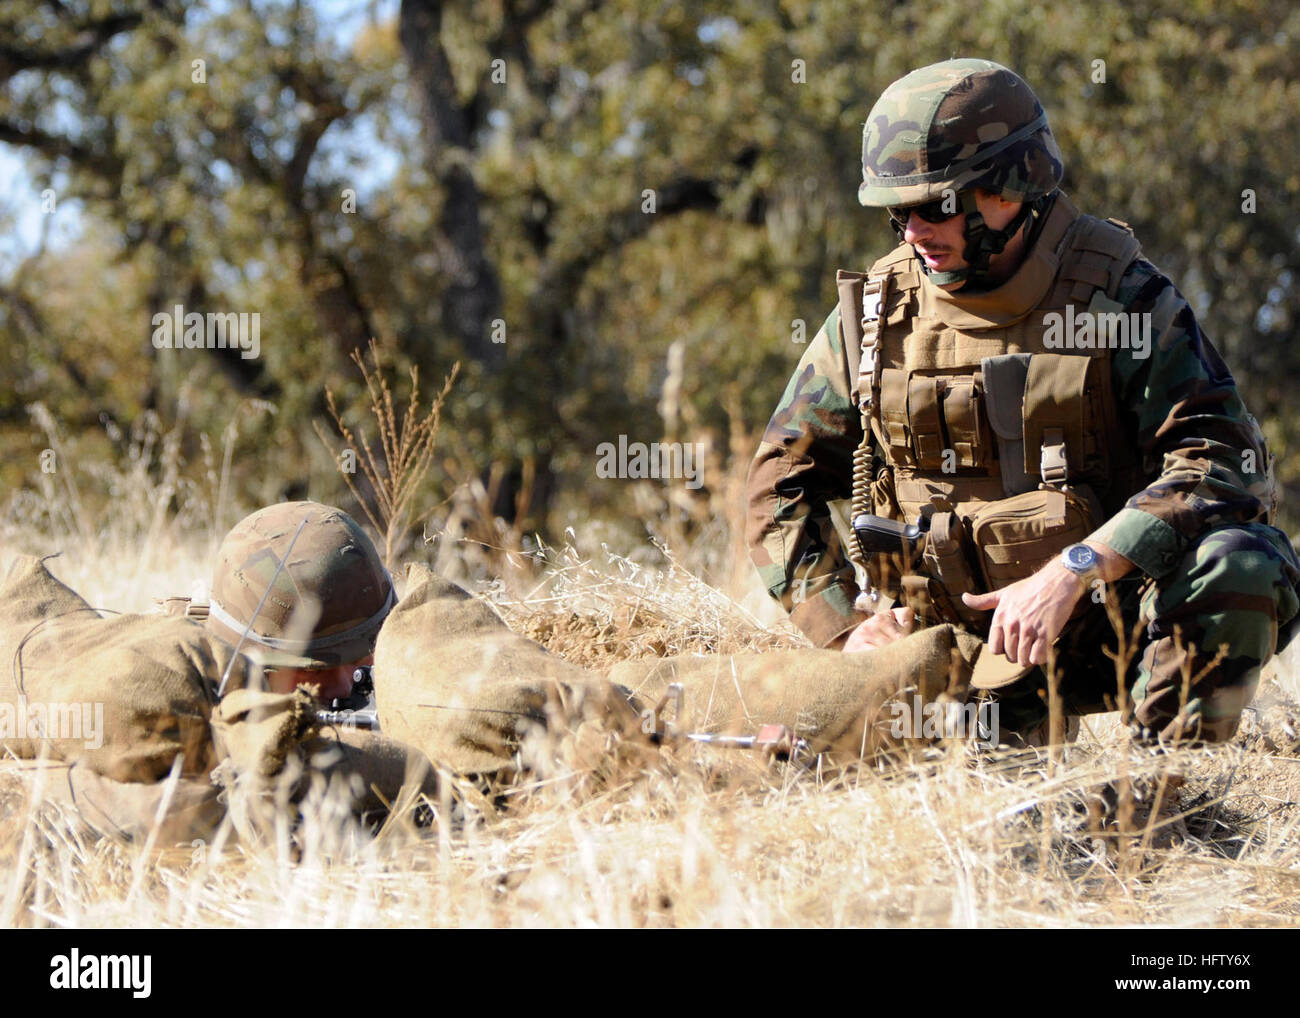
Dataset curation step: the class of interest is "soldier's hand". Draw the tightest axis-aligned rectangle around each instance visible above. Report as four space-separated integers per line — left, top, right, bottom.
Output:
960 563 1085 667
841 607 915 653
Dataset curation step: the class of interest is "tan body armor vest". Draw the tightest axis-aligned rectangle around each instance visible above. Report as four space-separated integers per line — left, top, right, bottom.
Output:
836 194 1144 626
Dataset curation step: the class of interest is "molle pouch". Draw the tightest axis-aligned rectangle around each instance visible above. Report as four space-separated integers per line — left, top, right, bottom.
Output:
871 461 903 520
981 353 1034 495
890 370 994 474
867 466 911 599
964 486 1100 591
940 377 988 470
907 375 946 469
1023 353 1110 486
922 511 989 631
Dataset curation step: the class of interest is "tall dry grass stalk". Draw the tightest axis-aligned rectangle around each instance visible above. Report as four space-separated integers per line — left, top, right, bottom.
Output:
316 340 460 569
427 454 537 593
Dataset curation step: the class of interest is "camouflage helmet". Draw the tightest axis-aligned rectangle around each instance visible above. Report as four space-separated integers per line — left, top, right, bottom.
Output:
857 58 1063 209
206 501 395 670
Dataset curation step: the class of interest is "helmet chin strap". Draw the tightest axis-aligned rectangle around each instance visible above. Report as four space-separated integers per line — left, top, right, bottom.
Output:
912 191 1046 290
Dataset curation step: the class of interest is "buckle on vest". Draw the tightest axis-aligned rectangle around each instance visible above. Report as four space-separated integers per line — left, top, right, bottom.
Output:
862 284 881 324
1040 427 1069 486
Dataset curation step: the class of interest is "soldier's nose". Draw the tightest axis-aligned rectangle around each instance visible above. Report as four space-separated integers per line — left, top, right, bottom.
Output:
903 213 931 244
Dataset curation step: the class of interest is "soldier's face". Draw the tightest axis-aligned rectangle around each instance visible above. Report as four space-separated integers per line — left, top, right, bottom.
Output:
902 189 1025 289
266 654 373 701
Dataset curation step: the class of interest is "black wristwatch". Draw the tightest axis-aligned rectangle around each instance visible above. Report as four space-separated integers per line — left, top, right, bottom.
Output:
1060 542 1102 586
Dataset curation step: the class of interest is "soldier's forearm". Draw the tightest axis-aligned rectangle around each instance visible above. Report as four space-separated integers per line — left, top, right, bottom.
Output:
1083 540 1136 583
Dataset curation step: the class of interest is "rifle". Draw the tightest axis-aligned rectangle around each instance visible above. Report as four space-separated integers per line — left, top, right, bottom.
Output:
315 665 379 730
316 674 812 764
645 683 810 763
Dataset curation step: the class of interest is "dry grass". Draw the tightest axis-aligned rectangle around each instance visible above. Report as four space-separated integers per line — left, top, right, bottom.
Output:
497 538 808 669
2 529 1299 929
316 340 460 570
3 373 1299 928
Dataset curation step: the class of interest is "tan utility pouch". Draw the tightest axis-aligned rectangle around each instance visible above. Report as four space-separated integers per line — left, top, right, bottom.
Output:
964 486 1099 591
921 511 988 630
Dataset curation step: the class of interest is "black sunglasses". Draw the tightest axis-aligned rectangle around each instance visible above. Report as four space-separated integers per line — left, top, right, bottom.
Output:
886 195 964 228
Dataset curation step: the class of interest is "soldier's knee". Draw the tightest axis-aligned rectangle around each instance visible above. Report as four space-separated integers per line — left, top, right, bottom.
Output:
1158 523 1299 625
1136 524 1298 729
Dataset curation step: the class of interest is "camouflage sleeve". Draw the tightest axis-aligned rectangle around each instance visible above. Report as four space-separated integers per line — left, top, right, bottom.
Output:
745 306 872 646
1087 259 1274 578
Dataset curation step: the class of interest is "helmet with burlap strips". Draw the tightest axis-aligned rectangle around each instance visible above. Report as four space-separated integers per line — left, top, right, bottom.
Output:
206 501 395 669
857 58 1063 209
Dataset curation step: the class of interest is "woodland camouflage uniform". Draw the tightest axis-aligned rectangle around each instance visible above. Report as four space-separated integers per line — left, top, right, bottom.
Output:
746 59 1300 745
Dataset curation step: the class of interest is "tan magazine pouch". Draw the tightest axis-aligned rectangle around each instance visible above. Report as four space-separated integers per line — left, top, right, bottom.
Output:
942 377 987 469
908 375 945 469
879 368 913 466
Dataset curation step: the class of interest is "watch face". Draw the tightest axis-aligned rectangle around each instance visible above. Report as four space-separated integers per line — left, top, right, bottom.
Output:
1064 544 1096 571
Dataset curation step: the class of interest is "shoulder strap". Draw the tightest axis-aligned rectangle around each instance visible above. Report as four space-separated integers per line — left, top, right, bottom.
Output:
1057 214 1143 304
837 247 913 610
836 269 868 402
836 246 913 411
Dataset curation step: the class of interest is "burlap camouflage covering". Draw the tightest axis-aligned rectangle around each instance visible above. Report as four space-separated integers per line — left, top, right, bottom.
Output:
11 728 435 845
609 624 985 761
375 564 995 772
11 760 226 843
306 726 441 819
210 686 440 826
374 564 642 778
0 554 246 782
0 554 439 842
210 686 320 780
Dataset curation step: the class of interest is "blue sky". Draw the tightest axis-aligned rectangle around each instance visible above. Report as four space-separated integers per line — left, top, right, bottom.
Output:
0 0 400 276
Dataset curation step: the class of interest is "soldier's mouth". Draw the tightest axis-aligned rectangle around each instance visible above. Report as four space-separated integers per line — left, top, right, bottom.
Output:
915 247 952 268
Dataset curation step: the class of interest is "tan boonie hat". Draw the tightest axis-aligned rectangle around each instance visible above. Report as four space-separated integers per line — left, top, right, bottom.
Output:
206 501 395 669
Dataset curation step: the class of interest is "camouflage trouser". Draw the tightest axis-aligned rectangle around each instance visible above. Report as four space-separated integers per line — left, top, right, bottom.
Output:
992 522 1300 745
